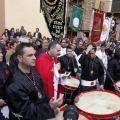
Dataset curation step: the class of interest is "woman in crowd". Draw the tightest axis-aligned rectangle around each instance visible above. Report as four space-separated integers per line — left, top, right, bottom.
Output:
2 29 9 39
27 32 32 39
0 47 10 120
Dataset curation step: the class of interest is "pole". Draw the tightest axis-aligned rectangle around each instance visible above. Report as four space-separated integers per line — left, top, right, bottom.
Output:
99 0 101 11
63 0 69 38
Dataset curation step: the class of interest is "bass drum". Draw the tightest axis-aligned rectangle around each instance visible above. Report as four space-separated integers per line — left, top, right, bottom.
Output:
74 90 120 120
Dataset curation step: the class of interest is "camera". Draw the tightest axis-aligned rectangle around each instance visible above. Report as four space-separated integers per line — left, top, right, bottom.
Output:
63 105 79 120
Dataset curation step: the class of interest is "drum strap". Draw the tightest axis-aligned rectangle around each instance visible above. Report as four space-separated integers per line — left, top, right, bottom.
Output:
81 79 97 86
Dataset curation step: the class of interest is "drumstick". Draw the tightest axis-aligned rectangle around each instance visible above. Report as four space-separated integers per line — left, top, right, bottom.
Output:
59 104 67 110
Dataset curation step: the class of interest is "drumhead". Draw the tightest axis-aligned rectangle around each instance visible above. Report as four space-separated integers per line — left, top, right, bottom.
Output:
75 90 120 118
47 108 92 120
64 77 80 90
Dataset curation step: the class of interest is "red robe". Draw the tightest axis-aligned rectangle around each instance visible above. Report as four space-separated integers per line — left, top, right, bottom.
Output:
35 53 63 98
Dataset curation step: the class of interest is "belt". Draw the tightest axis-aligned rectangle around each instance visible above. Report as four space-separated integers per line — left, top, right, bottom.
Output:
81 79 97 86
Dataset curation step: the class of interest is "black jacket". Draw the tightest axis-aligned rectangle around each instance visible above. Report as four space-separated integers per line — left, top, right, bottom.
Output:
74 48 83 56
79 53 104 85
59 55 78 76
35 48 46 58
9 52 18 73
104 58 120 91
0 43 6 63
33 32 42 39
107 58 120 82
5 67 55 120
0 62 10 99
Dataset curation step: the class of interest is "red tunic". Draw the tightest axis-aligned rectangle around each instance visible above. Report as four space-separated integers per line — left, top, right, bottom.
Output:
35 53 63 98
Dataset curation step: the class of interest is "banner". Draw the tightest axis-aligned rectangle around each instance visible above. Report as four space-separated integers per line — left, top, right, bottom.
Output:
90 9 104 43
69 5 84 31
110 17 118 35
40 0 66 41
100 17 111 42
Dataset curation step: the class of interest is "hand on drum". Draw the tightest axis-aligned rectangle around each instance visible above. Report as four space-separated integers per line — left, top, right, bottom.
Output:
49 93 64 109
74 68 78 73
61 72 71 79
114 85 120 93
61 75 67 80
98 85 104 91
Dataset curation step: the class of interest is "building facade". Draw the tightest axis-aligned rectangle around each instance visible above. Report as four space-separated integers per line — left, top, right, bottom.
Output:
0 0 120 40
66 0 94 38
67 0 120 40
0 0 51 37
0 0 5 37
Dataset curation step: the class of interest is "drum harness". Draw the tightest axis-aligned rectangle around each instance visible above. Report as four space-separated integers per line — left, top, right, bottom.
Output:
42 77 72 102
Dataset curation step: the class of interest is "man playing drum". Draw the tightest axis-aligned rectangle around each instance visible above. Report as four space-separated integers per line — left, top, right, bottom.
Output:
79 43 104 92
105 48 120 92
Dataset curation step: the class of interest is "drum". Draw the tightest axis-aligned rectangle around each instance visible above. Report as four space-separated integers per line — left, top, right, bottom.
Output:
48 108 92 120
75 90 120 120
64 77 80 101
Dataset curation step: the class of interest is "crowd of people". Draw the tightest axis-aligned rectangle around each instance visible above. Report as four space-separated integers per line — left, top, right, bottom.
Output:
0 26 120 120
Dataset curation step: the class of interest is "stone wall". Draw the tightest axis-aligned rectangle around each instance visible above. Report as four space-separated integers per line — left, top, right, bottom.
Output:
81 0 94 31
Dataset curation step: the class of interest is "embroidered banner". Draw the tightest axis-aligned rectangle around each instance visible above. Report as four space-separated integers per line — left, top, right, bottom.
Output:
69 5 84 31
90 9 104 43
40 0 66 41
100 17 111 42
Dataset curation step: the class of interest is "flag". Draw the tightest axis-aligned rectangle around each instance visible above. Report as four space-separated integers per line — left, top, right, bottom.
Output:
100 17 111 42
40 0 66 41
69 5 84 31
90 9 104 43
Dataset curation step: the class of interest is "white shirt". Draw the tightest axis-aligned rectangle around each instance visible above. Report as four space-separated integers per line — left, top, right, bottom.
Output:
35 32 38 39
76 54 82 67
58 47 66 57
96 50 108 69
